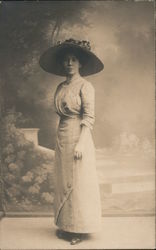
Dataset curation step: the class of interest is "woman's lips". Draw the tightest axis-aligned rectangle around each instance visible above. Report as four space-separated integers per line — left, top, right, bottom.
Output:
66 67 73 71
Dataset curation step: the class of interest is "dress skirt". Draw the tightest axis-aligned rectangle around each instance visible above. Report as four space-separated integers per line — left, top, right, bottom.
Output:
53 115 101 233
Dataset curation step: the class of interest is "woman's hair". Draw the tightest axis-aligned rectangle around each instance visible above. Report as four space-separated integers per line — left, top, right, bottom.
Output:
56 48 88 68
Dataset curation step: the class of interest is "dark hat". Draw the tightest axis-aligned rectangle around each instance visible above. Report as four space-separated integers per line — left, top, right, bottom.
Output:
39 38 104 76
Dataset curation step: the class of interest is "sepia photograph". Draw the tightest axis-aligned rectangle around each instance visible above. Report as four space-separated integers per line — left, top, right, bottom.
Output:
0 0 155 249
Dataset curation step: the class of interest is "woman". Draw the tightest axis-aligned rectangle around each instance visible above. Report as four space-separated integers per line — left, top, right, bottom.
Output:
39 38 104 245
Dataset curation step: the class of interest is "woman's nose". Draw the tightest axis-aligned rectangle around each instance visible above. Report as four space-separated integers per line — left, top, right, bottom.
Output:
67 59 72 65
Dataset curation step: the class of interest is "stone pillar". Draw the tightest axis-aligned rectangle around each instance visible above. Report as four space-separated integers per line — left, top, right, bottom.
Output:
19 128 40 146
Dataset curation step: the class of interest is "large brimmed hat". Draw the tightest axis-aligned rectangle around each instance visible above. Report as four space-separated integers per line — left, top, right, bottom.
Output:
39 38 104 76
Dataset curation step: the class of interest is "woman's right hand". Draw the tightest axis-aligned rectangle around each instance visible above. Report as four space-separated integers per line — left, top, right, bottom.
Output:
74 142 84 160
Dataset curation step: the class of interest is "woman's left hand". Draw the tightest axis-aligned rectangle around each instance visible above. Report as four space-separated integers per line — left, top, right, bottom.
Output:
74 142 84 160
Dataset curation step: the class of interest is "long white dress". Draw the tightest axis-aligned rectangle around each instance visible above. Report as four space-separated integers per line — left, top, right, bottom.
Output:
53 75 101 233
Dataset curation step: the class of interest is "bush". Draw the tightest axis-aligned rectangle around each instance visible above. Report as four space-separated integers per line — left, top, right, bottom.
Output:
1 111 55 212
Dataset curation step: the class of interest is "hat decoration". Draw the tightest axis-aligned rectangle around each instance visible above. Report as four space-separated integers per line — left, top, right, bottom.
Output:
56 39 91 51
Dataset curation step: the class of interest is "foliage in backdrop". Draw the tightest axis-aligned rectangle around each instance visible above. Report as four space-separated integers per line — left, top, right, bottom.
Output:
1 111 54 212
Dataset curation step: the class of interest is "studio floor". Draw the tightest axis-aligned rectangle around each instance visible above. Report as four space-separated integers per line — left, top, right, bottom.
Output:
0 216 155 249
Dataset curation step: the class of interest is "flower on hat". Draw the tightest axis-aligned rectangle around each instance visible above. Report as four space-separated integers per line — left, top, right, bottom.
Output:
56 38 91 51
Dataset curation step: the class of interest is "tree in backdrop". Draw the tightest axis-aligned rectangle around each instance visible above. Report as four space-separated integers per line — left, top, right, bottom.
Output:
0 0 93 148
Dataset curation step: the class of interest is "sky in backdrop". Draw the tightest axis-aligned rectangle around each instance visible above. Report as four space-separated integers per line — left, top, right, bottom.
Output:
42 1 154 148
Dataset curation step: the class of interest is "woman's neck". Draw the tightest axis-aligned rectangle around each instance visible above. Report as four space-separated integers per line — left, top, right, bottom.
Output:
66 73 80 84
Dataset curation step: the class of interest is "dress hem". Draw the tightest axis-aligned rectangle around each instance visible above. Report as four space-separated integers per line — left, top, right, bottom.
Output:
55 223 102 234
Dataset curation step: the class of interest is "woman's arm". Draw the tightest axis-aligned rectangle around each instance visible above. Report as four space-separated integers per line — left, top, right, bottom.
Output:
74 81 95 160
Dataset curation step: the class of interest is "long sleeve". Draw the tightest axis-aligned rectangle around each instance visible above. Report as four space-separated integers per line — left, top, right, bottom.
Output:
80 81 95 130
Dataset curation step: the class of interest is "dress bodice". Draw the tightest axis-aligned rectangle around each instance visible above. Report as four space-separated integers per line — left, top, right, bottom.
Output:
54 76 95 129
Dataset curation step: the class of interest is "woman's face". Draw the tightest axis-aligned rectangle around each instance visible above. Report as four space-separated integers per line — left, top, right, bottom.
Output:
62 53 81 76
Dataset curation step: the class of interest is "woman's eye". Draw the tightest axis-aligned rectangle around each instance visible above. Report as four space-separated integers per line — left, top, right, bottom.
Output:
63 56 78 63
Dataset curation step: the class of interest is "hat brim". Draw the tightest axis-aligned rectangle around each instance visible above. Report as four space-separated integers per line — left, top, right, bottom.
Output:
39 43 104 76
